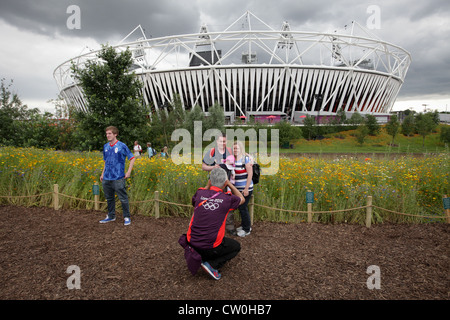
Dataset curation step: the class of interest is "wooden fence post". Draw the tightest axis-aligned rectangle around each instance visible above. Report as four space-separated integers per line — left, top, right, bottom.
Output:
366 196 373 228
307 190 313 223
53 184 59 211
249 194 254 226
94 182 99 211
444 195 450 224
154 191 160 219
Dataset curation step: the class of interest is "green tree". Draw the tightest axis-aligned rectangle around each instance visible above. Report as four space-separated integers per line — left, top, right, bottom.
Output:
0 78 39 146
336 107 347 124
204 102 225 133
22 112 60 149
348 111 364 126
415 112 437 147
401 113 415 137
355 124 369 145
149 106 170 147
169 94 186 130
48 96 77 150
71 45 149 151
440 125 450 144
302 115 317 140
275 121 302 148
385 114 400 145
184 104 206 136
147 95 190 148
364 114 380 136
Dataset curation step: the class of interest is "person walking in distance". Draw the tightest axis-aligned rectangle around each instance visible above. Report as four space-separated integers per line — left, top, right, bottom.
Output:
99 126 136 226
133 141 142 158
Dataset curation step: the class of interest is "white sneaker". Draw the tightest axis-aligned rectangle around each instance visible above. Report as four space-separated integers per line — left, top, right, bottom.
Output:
237 228 251 237
124 217 131 226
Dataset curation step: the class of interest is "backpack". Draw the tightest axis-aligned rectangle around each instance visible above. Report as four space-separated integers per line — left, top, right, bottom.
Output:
245 155 261 185
209 147 232 162
252 163 261 184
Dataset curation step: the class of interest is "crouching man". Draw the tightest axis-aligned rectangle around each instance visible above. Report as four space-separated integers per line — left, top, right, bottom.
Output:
187 167 245 280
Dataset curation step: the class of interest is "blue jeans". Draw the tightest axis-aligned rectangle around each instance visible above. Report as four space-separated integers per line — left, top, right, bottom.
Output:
102 179 130 219
238 191 252 232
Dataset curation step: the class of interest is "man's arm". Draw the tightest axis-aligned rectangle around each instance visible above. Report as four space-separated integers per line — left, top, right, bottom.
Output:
125 157 136 179
202 162 219 171
100 162 106 182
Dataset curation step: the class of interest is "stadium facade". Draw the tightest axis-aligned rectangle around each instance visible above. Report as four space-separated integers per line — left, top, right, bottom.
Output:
54 11 411 124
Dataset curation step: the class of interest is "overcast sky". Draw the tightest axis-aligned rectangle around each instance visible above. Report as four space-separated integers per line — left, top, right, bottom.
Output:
1 0 449 113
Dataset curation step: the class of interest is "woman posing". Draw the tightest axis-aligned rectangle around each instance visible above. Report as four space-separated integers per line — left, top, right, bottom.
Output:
232 141 253 237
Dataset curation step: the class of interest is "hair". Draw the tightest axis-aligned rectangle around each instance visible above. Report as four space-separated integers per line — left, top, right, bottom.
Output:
105 126 119 135
217 131 227 140
233 140 245 161
209 167 228 188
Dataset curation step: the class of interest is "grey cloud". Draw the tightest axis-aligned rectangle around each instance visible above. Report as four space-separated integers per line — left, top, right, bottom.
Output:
1 0 449 107
0 0 201 42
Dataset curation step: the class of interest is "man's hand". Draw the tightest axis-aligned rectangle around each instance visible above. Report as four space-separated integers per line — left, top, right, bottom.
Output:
202 163 221 171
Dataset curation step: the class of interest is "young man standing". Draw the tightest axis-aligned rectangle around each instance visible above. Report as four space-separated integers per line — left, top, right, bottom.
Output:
188 167 245 280
99 126 136 226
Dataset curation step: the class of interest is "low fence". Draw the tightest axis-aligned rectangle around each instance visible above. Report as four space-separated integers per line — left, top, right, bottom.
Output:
1 184 449 227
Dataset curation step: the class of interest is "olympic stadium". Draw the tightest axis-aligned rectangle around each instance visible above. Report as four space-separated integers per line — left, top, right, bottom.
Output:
54 11 411 124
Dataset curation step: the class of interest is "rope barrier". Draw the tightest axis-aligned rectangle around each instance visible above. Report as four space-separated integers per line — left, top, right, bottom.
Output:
372 205 446 219
0 192 52 198
254 203 369 214
0 189 447 222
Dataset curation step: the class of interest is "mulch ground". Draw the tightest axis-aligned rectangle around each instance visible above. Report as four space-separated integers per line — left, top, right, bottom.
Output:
0 205 448 301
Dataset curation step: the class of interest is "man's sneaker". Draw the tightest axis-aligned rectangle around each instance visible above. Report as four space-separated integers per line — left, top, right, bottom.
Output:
99 216 115 223
201 261 221 280
124 217 131 226
237 228 252 237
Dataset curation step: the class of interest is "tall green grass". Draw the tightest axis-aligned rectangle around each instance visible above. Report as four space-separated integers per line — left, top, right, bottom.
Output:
0 146 448 224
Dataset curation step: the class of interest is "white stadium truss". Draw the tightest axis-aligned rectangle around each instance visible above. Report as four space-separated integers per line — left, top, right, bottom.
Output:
54 11 411 123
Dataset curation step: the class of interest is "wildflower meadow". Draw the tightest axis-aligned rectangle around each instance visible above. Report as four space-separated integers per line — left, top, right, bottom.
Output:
0 146 448 225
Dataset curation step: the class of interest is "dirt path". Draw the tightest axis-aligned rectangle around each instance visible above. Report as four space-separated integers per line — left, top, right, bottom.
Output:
0 205 448 301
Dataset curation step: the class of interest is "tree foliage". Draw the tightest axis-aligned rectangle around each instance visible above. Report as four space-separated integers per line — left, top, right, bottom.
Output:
401 113 415 137
275 120 302 147
385 114 400 144
364 114 380 136
0 78 40 146
415 112 438 147
302 115 317 140
71 45 149 150
440 125 450 144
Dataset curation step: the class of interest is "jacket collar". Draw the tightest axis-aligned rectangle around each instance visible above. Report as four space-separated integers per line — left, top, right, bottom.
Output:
210 185 224 193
